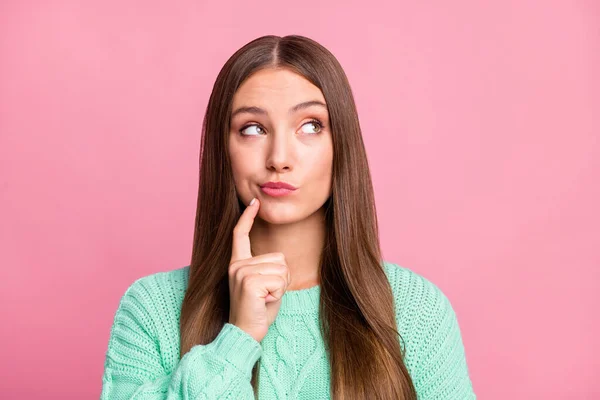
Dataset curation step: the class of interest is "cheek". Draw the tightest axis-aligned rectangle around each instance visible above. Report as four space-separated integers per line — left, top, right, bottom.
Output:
228 150 247 189
309 150 333 184
229 143 249 175
229 148 262 190
229 156 243 176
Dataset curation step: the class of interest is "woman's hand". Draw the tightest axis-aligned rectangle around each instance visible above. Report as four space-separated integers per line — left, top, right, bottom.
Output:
228 198 291 342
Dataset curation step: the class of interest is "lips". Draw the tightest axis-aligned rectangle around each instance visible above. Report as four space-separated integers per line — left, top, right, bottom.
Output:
260 181 297 190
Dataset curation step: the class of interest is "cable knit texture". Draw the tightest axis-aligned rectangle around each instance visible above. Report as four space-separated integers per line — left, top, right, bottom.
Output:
100 262 475 399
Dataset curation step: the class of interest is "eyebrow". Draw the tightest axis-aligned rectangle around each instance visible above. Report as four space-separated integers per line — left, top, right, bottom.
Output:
230 100 327 119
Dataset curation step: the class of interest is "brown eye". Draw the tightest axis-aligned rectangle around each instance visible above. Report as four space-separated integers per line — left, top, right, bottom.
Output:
240 125 264 136
300 120 323 134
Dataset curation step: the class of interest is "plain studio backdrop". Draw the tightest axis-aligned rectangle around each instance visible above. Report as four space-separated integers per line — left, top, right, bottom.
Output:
0 1 598 399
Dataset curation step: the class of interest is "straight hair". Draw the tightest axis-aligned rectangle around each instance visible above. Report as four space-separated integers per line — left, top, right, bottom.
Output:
180 34 417 399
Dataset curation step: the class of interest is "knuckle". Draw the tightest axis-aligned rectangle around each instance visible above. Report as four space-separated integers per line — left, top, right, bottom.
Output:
276 264 287 273
241 274 255 287
228 260 239 272
228 265 236 278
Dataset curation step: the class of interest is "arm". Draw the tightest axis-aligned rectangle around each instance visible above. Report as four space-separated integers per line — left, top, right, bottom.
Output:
100 282 261 400
411 282 476 400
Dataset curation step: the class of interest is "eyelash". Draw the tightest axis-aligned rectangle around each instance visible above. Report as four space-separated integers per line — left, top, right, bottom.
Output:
238 118 325 136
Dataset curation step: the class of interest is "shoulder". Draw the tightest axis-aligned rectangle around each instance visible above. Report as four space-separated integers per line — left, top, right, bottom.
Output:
110 266 190 337
381 261 459 359
120 265 189 306
382 261 475 397
382 260 453 316
382 260 458 339
104 266 192 380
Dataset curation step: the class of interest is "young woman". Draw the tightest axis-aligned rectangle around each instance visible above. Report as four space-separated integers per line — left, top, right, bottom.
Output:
100 35 475 400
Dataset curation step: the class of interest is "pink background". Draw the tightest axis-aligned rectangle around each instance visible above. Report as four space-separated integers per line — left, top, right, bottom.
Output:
1 1 598 399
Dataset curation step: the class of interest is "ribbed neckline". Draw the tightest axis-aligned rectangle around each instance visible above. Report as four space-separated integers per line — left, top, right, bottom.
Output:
279 284 321 315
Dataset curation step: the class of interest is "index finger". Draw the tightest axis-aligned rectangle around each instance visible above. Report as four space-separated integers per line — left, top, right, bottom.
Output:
230 197 260 264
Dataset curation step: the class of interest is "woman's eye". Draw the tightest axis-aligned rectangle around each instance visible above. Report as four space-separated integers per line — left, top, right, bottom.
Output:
240 125 264 136
240 121 322 136
300 120 322 134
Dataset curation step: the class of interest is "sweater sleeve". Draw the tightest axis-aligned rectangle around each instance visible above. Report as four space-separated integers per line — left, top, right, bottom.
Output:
100 281 262 400
410 278 476 400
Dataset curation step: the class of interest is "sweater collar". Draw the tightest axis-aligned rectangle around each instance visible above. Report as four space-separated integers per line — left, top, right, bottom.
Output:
279 284 320 315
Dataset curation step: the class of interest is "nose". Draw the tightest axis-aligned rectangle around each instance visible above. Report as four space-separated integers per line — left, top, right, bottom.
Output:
266 128 294 172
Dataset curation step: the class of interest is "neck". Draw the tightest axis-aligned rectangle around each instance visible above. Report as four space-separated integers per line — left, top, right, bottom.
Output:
249 206 326 291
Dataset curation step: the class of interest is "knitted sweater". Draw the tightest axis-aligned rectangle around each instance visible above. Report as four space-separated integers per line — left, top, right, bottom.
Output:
100 262 475 399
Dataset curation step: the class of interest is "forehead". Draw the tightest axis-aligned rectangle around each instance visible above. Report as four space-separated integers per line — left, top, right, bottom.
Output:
232 68 325 109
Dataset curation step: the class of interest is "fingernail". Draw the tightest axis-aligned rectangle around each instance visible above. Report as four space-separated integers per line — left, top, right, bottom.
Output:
249 198 256 206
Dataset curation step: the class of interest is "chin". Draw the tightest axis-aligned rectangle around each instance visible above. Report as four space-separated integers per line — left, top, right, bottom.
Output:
256 202 307 225
258 209 300 225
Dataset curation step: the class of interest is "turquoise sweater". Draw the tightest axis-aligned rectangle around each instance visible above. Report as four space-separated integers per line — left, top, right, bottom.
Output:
100 262 475 399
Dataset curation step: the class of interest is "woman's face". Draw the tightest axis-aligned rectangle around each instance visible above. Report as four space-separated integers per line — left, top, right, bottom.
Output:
228 67 333 225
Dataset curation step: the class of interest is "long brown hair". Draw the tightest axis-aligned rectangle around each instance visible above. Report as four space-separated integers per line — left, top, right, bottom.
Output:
180 34 417 399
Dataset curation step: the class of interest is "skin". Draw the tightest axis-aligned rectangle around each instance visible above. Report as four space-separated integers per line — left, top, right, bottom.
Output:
228 67 333 291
